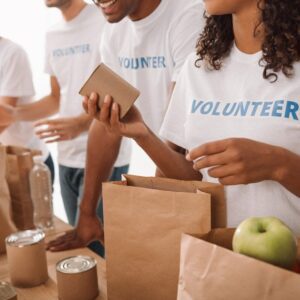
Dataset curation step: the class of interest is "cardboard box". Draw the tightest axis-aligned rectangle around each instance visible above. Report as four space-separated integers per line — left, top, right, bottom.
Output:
79 63 140 118
177 229 300 300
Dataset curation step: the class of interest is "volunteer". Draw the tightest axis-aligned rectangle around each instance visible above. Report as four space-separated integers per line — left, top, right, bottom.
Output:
94 0 300 235
0 37 54 182
46 0 205 251
0 0 129 256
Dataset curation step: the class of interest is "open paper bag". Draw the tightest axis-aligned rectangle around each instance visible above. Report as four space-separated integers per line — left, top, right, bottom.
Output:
177 229 300 300
5 145 41 230
0 146 16 253
102 175 226 300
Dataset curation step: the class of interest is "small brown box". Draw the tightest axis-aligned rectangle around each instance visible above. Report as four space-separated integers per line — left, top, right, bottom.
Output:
79 63 140 118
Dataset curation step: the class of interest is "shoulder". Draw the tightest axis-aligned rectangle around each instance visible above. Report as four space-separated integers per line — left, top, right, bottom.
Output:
0 39 28 63
82 4 106 26
167 0 205 27
180 52 200 74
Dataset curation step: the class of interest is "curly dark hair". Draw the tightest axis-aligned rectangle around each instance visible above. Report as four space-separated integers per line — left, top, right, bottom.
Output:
195 0 300 82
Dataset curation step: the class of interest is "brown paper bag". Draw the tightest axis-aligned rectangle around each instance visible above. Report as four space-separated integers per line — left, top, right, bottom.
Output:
177 229 300 300
0 146 16 253
125 175 227 228
5 145 41 230
102 175 225 300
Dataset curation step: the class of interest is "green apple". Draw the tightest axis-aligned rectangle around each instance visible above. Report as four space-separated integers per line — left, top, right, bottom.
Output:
232 216 297 269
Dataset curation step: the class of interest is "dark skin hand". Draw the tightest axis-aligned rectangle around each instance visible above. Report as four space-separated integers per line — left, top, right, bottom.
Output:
186 138 300 197
47 211 104 251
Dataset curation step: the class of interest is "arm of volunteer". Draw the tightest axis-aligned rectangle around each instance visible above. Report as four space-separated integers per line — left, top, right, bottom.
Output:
101 97 202 181
47 119 122 250
35 113 93 143
136 129 202 180
269 148 300 197
13 76 60 122
0 96 17 132
187 138 300 197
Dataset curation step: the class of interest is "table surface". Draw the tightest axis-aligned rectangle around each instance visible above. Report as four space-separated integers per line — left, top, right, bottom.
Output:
0 217 107 300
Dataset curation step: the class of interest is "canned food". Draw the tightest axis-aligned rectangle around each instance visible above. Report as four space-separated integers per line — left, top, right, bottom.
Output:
56 256 99 300
6 229 45 247
57 255 96 273
5 229 48 287
0 281 17 300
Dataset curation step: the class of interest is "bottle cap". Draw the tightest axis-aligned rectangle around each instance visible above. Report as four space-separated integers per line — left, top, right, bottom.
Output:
33 155 43 164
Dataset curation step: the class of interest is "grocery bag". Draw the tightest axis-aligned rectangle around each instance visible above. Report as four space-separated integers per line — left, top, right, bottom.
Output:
5 145 40 230
177 229 300 300
103 175 225 300
0 145 16 253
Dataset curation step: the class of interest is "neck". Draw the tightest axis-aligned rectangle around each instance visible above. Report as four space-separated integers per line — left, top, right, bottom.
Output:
129 0 161 21
232 2 264 54
60 0 86 22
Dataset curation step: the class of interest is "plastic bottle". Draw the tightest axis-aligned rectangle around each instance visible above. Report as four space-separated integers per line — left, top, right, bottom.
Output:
29 156 54 230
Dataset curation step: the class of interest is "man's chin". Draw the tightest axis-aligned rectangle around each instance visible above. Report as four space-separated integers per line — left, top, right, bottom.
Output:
104 14 125 23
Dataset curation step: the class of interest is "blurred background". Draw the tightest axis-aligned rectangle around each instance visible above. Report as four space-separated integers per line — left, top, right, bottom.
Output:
0 0 155 222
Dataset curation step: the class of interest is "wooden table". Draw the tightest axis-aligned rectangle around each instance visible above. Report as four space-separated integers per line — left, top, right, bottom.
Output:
0 217 107 300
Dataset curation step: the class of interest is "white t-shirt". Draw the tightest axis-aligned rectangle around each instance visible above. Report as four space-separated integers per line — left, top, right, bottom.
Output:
100 0 205 135
44 4 130 168
160 46 300 235
0 38 49 160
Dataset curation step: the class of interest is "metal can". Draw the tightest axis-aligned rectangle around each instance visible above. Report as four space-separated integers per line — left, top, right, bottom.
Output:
0 281 17 300
5 229 48 287
56 256 99 300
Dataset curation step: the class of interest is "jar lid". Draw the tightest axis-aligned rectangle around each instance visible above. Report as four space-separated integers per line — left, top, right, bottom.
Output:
0 281 17 300
56 256 97 274
6 229 45 247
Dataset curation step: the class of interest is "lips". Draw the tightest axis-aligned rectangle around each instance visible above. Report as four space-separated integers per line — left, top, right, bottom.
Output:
99 0 117 9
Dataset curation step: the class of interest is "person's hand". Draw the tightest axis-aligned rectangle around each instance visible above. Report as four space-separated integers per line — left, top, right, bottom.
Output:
35 116 86 143
84 93 148 139
46 213 104 252
186 138 283 185
0 103 14 126
82 92 101 120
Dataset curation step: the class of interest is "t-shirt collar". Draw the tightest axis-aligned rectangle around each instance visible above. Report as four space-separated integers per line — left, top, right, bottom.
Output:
231 42 262 64
129 0 167 30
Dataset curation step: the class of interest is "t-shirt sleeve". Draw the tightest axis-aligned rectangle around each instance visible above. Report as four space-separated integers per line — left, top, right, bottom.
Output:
0 45 35 97
44 35 55 76
169 1 205 82
159 57 190 149
99 24 120 73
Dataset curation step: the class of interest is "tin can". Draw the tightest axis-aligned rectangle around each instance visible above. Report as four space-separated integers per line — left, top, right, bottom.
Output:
5 229 48 287
56 256 99 300
0 281 17 300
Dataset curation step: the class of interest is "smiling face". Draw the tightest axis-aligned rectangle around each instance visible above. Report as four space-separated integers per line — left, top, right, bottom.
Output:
94 0 142 23
203 0 259 15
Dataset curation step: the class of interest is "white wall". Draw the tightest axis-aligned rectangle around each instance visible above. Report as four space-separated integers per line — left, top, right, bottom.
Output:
0 0 155 222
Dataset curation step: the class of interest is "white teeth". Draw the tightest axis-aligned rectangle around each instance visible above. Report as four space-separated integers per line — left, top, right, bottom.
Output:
100 0 117 9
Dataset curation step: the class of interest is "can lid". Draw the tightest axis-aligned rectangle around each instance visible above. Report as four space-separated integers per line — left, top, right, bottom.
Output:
0 281 17 300
56 256 97 274
6 229 45 247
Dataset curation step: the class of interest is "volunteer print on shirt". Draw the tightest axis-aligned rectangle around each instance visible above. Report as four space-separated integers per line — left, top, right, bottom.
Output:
160 46 300 235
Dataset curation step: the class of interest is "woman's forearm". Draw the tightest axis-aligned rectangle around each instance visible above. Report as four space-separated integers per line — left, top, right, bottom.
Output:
135 129 202 181
273 147 300 197
15 94 59 122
